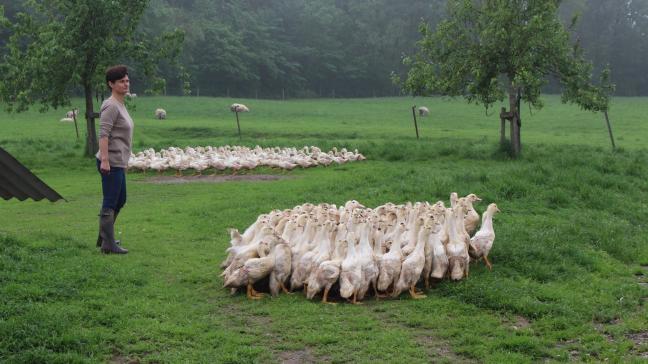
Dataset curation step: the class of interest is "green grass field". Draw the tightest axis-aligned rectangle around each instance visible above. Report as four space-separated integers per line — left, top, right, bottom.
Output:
1 96 647 363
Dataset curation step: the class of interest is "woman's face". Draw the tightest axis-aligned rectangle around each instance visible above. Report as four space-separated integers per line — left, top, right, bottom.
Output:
109 75 130 96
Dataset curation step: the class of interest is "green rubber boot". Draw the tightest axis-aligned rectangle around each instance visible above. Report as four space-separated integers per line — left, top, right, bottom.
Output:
99 208 128 254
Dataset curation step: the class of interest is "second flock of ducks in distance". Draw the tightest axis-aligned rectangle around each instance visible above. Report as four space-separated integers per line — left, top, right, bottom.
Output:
127 145 366 175
221 193 500 303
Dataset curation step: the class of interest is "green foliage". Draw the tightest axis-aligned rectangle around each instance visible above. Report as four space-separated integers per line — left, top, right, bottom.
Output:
3 1 645 98
0 0 184 157
139 0 446 97
402 0 611 114
0 0 183 113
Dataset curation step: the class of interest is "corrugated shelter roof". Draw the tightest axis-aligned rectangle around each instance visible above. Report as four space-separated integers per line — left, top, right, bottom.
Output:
0 146 65 202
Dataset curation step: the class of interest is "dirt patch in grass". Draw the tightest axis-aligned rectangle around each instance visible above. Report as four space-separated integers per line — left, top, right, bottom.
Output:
218 299 328 363
513 315 530 330
640 352 648 359
109 352 140 364
627 331 648 347
369 307 475 363
501 314 531 331
593 323 616 343
416 333 467 362
627 331 648 358
556 339 581 361
568 349 581 361
142 174 290 184
412 329 474 363
278 348 318 364
609 317 623 325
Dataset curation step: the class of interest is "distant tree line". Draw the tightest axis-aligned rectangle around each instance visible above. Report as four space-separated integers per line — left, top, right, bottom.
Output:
136 0 447 98
2 0 647 98
559 0 648 96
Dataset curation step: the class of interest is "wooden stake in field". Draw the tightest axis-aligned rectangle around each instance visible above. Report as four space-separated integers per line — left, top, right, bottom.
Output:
235 110 241 139
230 103 250 139
411 105 420 139
72 112 79 140
603 110 616 150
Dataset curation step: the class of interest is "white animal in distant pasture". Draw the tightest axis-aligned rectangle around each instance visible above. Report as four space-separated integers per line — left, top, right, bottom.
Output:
66 109 79 118
230 103 249 113
155 108 167 120
418 106 429 117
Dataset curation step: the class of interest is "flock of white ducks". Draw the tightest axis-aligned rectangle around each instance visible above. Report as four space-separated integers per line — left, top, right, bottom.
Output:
221 193 500 303
127 145 366 175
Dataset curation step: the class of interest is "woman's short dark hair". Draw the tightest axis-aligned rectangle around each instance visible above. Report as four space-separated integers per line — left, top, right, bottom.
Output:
105 65 128 90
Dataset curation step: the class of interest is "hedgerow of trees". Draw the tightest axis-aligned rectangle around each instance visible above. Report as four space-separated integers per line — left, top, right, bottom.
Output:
2 0 647 99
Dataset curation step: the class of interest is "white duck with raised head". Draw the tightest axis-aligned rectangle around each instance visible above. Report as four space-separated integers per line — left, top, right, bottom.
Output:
446 205 470 281
461 193 482 236
469 203 500 271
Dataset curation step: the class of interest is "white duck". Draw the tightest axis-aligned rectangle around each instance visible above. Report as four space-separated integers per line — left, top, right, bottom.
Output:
221 225 273 280
401 215 423 256
446 205 470 281
289 218 319 290
377 223 406 294
291 221 334 290
393 219 430 299
356 221 379 300
429 218 449 281
339 232 363 304
221 228 244 269
223 234 281 299
461 193 482 236
306 225 348 303
269 242 292 296
469 203 500 271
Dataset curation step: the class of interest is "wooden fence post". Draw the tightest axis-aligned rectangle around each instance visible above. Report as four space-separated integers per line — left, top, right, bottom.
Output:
411 105 420 140
235 111 241 139
72 112 79 140
603 110 616 150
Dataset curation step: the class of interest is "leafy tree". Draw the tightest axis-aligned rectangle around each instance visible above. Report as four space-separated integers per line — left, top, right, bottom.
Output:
0 0 183 156
401 0 611 157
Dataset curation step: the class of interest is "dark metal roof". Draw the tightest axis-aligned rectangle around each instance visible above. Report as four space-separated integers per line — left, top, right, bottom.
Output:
0 147 65 202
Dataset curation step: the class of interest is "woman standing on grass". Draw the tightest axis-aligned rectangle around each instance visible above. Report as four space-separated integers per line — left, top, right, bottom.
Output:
95 65 133 254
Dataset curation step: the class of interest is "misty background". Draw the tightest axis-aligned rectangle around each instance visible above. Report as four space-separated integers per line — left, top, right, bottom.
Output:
2 0 646 98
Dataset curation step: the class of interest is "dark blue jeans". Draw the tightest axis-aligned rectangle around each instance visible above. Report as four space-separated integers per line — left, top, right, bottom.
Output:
96 159 127 213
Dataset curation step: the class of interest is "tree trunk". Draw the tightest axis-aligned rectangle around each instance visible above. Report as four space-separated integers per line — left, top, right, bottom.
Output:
84 82 97 157
508 84 521 157
499 107 506 146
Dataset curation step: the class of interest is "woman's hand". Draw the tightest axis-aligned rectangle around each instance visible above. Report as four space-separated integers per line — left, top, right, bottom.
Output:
98 137 111 174
100 160 111 175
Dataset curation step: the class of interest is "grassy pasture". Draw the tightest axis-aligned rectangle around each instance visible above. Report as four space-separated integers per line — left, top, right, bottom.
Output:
1 96 647 363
